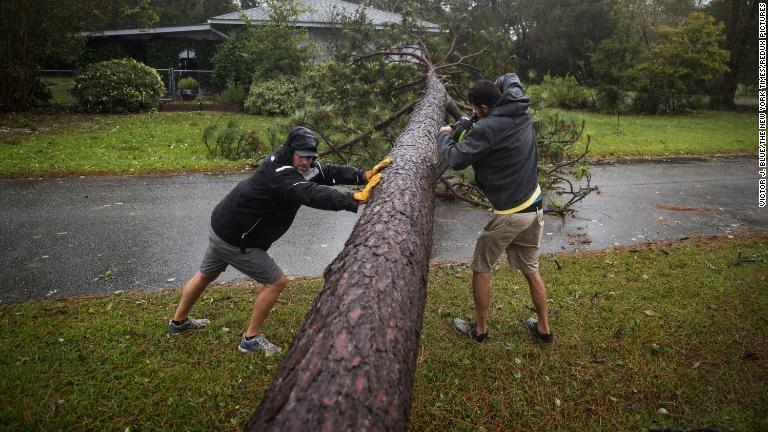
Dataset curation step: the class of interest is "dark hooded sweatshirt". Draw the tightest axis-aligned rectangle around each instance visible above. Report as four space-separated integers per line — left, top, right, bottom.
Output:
210 128 366 251
436 73 539 212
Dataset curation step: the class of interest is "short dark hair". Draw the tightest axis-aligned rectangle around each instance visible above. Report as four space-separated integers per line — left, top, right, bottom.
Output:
468 80 501 108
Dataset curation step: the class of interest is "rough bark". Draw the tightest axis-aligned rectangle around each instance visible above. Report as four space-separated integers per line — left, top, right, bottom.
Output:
246 71 447 431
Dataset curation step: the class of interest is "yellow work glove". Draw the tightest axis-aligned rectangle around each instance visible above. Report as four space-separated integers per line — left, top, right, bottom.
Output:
364 156 393 181
353 173 382 203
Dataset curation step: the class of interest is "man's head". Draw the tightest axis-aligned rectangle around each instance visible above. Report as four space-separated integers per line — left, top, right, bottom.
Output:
468 80 502 118
285 126 319 173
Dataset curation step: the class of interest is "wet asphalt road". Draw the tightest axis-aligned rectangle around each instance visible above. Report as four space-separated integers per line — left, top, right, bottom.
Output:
1 156 766 302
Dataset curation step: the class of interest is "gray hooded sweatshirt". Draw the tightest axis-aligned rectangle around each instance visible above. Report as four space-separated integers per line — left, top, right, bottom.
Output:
436 73 539 212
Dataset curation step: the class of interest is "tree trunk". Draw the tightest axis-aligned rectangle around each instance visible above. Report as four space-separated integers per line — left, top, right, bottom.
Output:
718 0 741 108
246 71 447 431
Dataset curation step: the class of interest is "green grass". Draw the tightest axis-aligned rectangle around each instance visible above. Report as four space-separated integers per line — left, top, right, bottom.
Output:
0 109 756 177
2 237 767 431
539 109 755 158
0 112 286 177
41 77 77 105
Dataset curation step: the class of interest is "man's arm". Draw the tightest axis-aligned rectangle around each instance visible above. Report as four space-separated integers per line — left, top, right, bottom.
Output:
436 124 493 170
285 177 360 212
312 162 366 186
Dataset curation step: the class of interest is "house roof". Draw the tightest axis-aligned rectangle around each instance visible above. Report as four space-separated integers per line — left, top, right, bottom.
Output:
209 0 439 31
80 24 229 41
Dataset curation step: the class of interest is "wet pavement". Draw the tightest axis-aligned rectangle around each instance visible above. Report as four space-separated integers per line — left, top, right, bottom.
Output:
1 156 766 302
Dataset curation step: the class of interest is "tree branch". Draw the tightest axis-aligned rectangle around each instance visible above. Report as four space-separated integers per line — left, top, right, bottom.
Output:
318 99 419 157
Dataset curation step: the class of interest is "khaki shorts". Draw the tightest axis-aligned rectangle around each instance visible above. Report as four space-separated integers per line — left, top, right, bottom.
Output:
471 209 544 274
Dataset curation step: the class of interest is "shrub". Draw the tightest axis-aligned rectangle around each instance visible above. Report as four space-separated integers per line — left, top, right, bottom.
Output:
76 40 128 68
629 12 728 113
218 81 248 105
595 85 629 113
211 23 313 89
72 59 165 113
630 86 661 114
202 119 260 160
529 74 594 109
30 78 53 107
244 76 304 116
177 77 198 91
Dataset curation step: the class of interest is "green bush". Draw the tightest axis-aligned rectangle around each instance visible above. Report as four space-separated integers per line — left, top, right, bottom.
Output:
76 41 128 68
218 81 248 105
595 85 629 113
72 59 165 113
30 78 53 107
244 76 304 116
211 23 313 89
202 119 261 160
177 77 198 91
529 74 594 109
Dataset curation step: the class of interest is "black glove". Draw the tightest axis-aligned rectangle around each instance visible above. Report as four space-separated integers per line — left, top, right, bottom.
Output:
450 115 477 142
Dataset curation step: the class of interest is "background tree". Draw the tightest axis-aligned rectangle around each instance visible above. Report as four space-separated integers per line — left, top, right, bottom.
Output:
706 0 759 107
149 0 237 26
211 0 313 89
0 0 157 111
631 11 729 113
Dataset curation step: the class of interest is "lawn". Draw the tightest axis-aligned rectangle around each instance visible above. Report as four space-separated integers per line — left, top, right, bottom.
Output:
0 112 286 177
1 236 766 431
41 77 77 106
0 108 757 178
539 109 755 158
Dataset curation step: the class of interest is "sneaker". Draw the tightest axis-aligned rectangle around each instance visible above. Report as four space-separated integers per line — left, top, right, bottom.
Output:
168 317 210 335
452 317 488 342
525 317 553 343
238 333 282 355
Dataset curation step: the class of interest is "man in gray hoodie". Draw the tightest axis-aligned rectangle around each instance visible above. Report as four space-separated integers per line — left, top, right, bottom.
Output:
436 74 553 344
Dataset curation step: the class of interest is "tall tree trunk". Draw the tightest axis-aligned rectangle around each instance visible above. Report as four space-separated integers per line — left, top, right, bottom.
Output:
719 0 741 108
719 0 759 108
246 71 447 431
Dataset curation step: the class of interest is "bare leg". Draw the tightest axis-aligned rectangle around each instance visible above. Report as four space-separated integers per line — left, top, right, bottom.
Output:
245 275 289 337
173 271 219 321
472 271 491 334
523 271 550 334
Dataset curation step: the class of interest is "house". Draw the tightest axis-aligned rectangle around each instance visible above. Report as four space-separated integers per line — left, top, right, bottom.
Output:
81 0 439 70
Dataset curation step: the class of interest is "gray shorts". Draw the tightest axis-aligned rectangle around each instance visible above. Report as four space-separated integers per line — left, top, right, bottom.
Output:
200 227 284 284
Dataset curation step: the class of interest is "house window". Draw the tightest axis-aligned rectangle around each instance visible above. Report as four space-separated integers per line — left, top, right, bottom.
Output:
179 49 196 70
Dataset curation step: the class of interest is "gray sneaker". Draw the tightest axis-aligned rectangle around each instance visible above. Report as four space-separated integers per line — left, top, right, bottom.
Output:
452 317 488 342
238 333 282 355
167 317 210 335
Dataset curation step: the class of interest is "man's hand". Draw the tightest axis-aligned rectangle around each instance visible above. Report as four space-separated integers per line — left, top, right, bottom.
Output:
364 156 392 181
353 173 382 203
439 125 453 133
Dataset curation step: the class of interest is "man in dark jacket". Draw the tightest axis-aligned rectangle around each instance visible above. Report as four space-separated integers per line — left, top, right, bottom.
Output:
436 74 553 344
168 126 391 354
